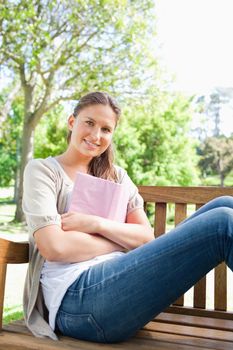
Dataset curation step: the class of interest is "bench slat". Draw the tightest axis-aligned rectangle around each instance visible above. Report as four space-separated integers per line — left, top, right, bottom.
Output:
174 203 187 225
0 263 7 330
154 312 233 331
137 329 233 350
0 238 29 264
154 203 166 236
144 321 233 342
215 262 227 311
138 186 233 204
193 203 207 309
194 277 206 309
173 203 187 307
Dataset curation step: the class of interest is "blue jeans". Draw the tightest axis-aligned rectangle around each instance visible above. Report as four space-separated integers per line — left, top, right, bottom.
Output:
56 196 233 343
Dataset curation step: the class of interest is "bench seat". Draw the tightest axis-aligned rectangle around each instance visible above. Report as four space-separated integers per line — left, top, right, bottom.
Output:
2 313 233 350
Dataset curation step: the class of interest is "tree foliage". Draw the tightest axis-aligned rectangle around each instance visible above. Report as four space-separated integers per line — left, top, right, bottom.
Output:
114 93 199 185
194 87 233 140
0 0 157 220
0 91 23 187
34 104 67 159
198 136 233 186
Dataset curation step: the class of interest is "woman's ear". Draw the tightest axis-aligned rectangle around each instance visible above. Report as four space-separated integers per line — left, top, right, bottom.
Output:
67 114 75 131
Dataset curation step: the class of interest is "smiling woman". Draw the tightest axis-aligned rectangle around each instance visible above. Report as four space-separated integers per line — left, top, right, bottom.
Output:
64 93 121 180
22 91 153 341
22 91 233 344
64 104 117 168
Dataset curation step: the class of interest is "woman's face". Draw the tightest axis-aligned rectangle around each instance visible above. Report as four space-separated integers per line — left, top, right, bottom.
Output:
68 104 117 160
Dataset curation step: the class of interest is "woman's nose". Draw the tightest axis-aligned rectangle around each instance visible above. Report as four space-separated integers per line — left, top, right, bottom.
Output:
91 127 101 140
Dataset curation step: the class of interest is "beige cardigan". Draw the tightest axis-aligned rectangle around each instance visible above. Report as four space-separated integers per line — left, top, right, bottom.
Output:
22 157 143 339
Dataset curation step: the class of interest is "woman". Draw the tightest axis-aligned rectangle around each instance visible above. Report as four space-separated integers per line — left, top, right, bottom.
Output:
23 91 233 343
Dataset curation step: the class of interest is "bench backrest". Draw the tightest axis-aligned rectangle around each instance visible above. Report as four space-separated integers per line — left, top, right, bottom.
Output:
138 186 233 319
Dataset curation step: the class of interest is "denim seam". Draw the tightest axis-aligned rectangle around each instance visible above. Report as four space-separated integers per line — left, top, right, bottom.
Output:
67 264 137 294
58 309 107 342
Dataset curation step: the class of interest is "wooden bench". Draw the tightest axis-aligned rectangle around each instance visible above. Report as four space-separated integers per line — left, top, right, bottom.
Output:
1 186 233 349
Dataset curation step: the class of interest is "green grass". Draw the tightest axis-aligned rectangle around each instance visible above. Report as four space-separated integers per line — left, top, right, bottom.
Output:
200 172 233 186
0 187 27 234
3 305 24 325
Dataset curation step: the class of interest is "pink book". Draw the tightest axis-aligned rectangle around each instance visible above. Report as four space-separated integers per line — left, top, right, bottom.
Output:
68 172 130 223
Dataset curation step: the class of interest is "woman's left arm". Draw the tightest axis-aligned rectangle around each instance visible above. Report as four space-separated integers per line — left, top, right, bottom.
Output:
98 208 154 249
61 209 154 250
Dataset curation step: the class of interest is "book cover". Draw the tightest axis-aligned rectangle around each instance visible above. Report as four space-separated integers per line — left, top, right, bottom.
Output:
68 172 129 223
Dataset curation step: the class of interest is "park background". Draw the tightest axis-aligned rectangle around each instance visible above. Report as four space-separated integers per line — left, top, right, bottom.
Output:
0 0 233 325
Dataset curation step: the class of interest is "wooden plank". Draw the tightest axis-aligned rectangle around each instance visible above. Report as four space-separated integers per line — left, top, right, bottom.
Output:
174 203 187 225
154 312 233 331
144 320 233 342
193 199 204 318
0 263 7 330
166 305 233 320
154 203 166 237
215 263 227 311
143 201 147 212
0 329 203 350
137 329 233 350
193 204 207 309
0 238 29 264
193 277 206 309
195 204 203 210
138 186 233 204
173 204 187 306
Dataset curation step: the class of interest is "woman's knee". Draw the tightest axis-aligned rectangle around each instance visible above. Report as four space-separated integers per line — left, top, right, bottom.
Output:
214 207 233 231
208 196 233 211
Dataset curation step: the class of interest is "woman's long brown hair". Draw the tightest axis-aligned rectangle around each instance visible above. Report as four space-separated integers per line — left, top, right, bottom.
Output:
67 92 121 181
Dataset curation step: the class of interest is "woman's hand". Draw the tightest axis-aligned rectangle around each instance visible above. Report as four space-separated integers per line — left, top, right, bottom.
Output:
61 211 100 234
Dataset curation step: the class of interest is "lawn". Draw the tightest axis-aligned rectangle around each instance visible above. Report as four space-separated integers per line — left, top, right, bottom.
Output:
0 187 27 234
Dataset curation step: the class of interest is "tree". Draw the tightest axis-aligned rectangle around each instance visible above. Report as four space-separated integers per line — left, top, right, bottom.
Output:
34 104 67 159
198 136 233 186
194 87 233 140
114 92 199 186
0 92 23 191
0 0 156 220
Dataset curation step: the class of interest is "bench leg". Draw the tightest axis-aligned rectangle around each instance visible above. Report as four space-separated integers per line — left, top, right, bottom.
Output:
0 263 7 331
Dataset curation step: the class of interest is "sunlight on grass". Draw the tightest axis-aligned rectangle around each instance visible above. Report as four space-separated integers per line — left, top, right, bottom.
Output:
0 187 27 234
3 304 23 325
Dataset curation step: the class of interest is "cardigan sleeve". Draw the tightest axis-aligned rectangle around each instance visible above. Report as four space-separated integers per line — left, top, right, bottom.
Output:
22 159 61 234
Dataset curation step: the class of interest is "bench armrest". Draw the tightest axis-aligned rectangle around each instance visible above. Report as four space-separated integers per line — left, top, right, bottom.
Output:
0 238 29 264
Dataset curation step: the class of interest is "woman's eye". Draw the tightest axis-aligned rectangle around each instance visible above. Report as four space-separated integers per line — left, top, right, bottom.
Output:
102 128 111 133
86 120 93 126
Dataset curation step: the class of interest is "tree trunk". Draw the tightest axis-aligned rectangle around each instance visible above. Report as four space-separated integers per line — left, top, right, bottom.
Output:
220 173 225 187
14 120 34 222
13 136 21 203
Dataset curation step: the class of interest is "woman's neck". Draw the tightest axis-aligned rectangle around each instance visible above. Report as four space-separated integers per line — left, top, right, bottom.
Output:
55 150 91 179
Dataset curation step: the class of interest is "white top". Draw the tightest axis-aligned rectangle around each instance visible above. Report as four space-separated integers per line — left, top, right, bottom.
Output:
40 251 124 330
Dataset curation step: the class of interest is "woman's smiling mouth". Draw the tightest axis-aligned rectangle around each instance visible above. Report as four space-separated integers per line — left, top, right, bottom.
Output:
84 139 100 149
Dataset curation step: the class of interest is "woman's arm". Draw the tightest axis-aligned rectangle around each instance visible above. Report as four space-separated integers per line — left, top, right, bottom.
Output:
61 208 154 250
98 208 154 249
34 225 126 263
